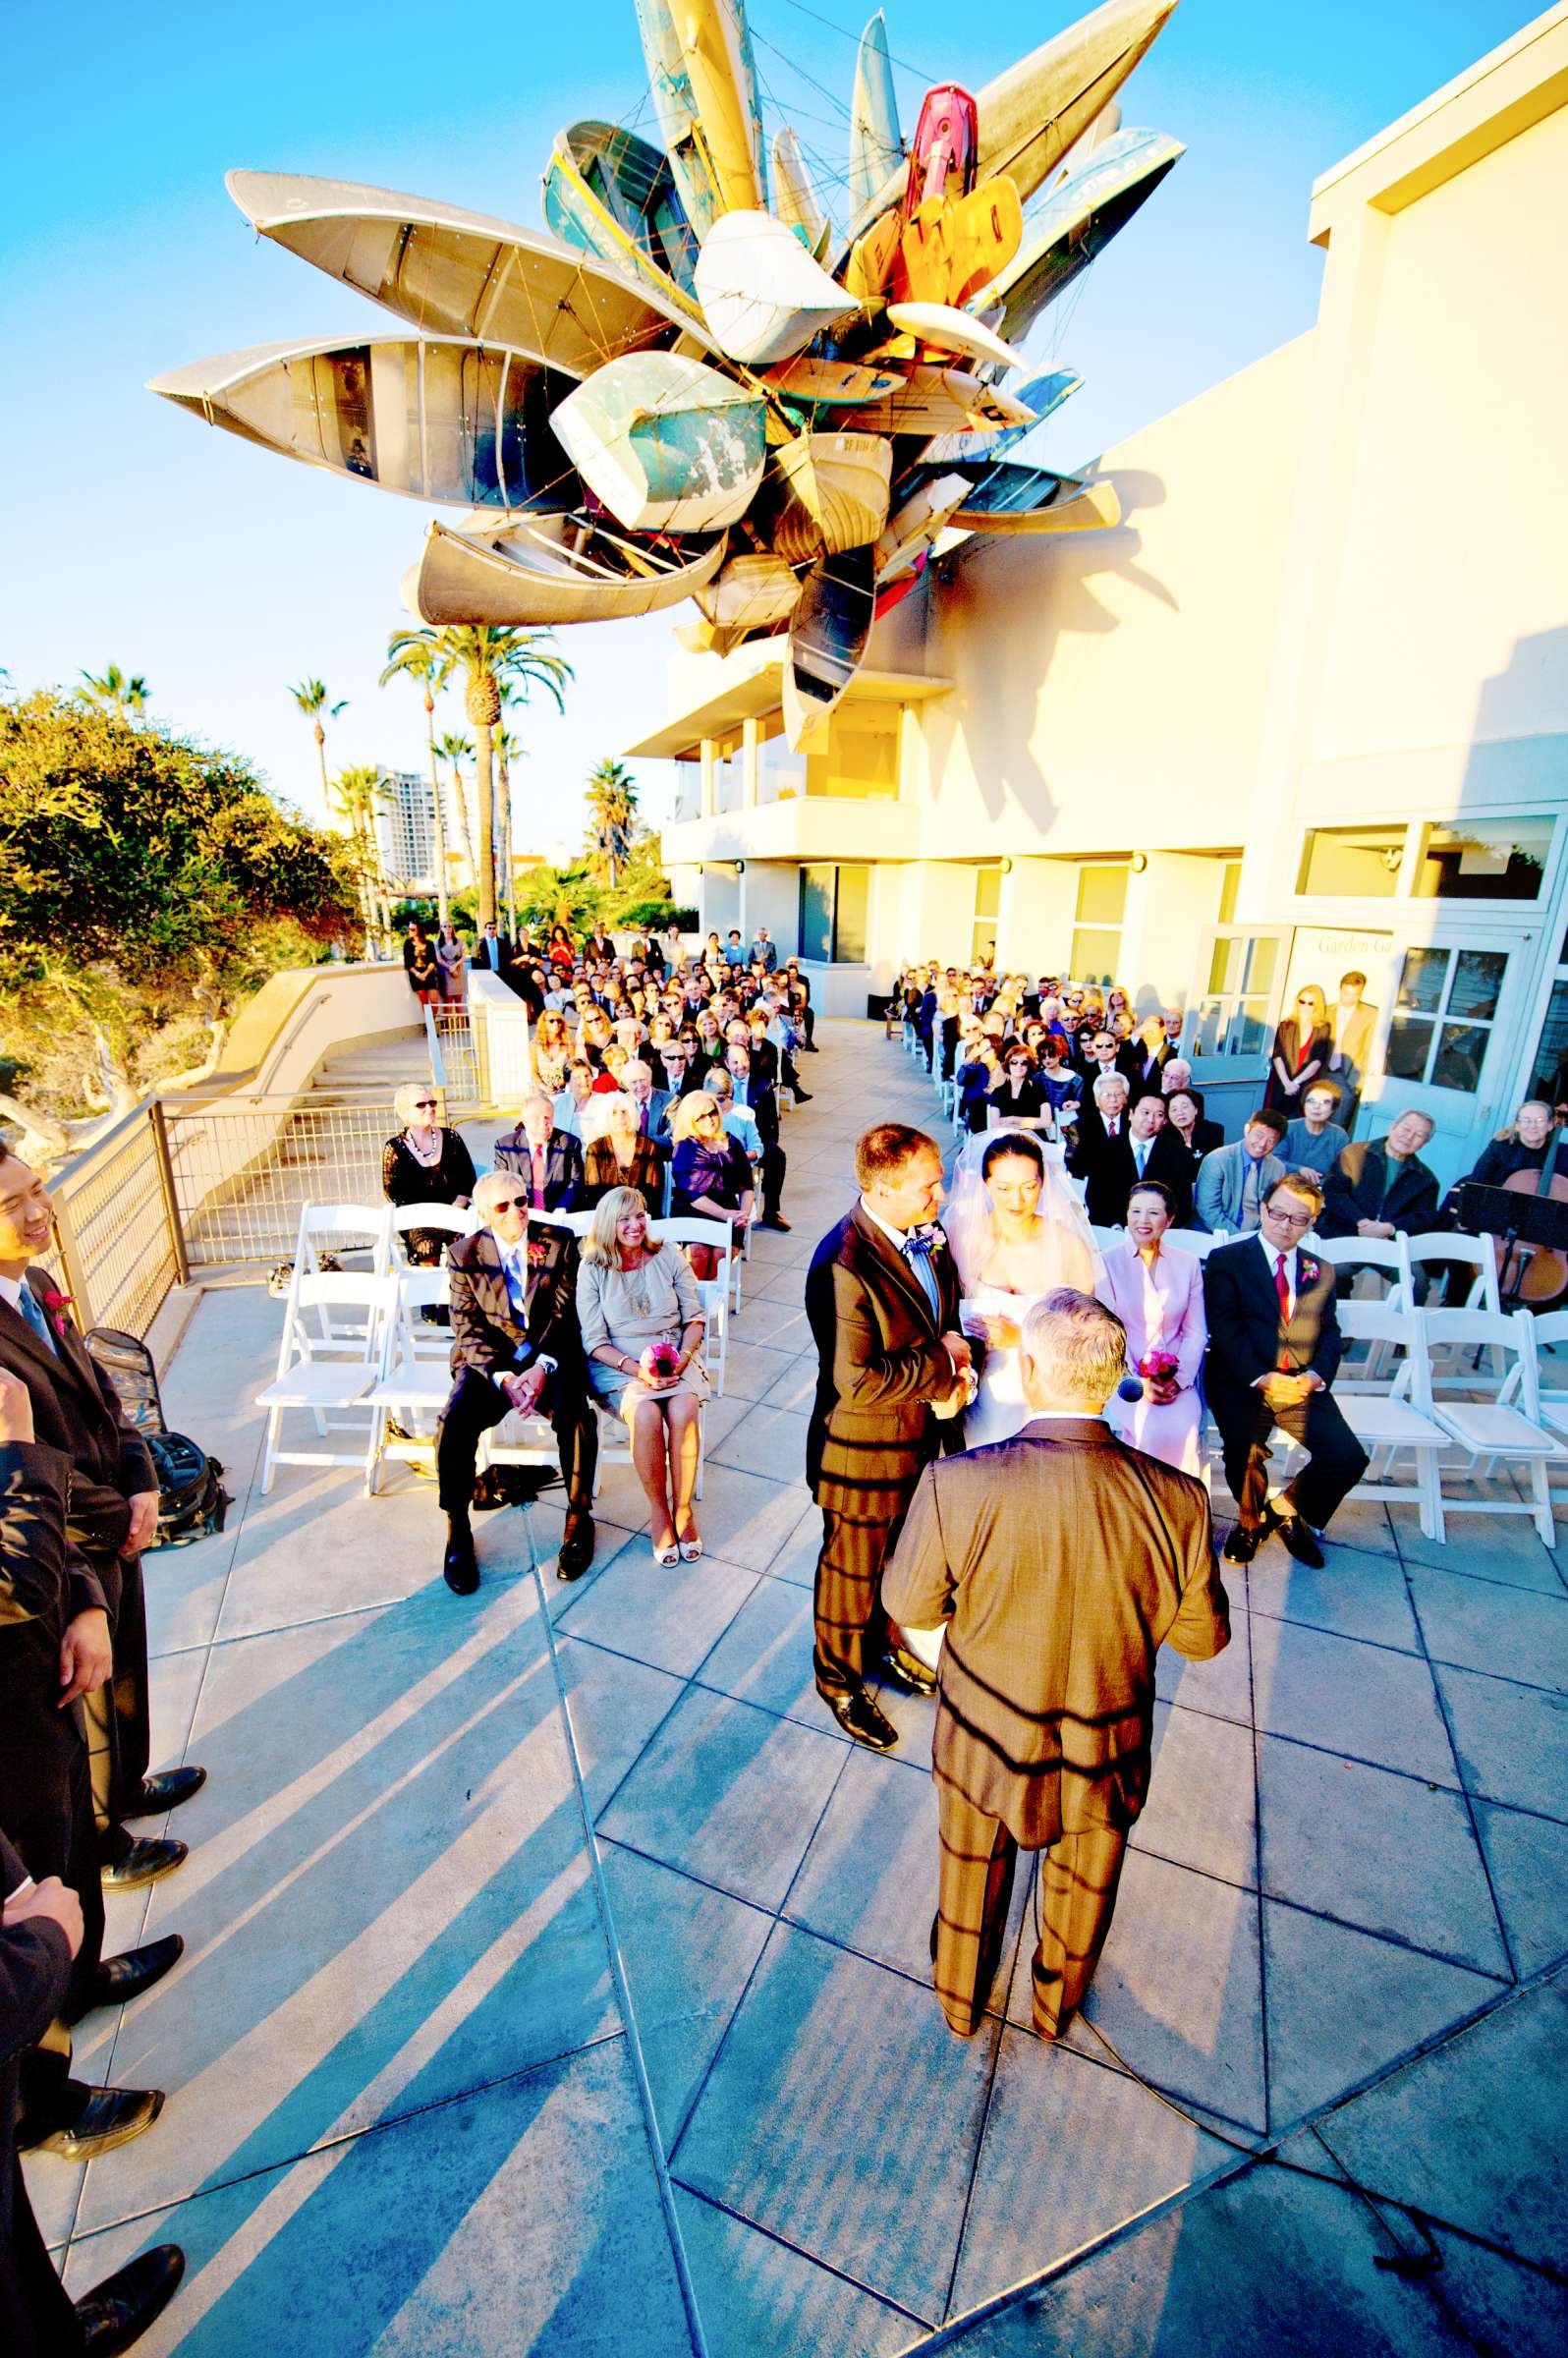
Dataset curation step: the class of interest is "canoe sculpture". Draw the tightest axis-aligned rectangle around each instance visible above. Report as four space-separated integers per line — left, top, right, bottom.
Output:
161 2 1184 747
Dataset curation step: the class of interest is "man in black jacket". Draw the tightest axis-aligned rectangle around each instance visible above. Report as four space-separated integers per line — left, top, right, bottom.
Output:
490 1093 584 1211
435 1172 597 1594
1203 1172 1370 1569
1321 1110 1441 1245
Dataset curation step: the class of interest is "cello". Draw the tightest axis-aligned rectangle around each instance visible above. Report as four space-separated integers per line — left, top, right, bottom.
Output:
1500 1129 1568 1306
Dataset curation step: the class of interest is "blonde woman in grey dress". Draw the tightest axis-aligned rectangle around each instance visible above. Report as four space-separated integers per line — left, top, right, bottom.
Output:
577 1186 710 1563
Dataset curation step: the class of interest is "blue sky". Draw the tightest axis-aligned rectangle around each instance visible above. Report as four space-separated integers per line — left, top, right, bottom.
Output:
0 0 1532 854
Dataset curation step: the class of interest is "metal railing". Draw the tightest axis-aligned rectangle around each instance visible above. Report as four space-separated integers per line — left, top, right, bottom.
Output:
424 1001 484 1106
161 1093 445 1271
47 1106 181 1338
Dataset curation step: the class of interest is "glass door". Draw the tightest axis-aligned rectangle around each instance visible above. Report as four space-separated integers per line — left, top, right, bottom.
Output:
1374 936 1534 1183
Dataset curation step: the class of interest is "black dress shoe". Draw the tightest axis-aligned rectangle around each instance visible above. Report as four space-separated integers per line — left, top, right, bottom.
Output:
881 1646 937 1698
101 1837 187 1892
1277 1514 1325 1568
28 2085 165 2162
443 1518 479 1595
557 1509 596 1581
122 1766 207 1818
67 1937 184 2025
76 2243 187 2355
1222 1521 1262 1565
791 1089 813 1102
825 1687 899 1752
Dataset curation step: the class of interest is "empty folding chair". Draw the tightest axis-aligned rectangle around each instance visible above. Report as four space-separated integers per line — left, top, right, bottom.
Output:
364 1266 457 1494
1333 1302 1449 1540
256 1271 394 1493
388 1201 476 1268
1424 1306 1568 1544
1403 1230 1503 1391
1164 1228 1227 1261
288 1203 394 1348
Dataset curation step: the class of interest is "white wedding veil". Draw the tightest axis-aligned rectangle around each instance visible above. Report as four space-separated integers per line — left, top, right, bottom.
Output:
942 1124 1098 1294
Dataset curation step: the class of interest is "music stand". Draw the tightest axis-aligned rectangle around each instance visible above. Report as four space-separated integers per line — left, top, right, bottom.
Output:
1455 1183 1568 1307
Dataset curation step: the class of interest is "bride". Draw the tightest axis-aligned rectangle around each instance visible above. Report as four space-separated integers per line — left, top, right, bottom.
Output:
945 1127 1101 1449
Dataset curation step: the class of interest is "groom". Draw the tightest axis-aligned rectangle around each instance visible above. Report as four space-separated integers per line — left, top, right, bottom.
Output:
804 1124 974 1752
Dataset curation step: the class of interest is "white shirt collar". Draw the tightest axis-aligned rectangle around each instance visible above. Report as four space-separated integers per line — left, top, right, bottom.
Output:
0 1273 23 1310
860 1197 917 1256
1257 1232 1300 1288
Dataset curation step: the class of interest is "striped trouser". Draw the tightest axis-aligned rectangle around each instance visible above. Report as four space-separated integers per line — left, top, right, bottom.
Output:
935 1779 1128 2039
812 1498 912 1698
84 1681 115 1834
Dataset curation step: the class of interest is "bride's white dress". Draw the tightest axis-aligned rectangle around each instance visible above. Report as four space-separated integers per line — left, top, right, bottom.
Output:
961 1225 1100 1448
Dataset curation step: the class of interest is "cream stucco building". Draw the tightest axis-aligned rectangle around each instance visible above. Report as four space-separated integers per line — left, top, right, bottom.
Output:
631 5 1568 1181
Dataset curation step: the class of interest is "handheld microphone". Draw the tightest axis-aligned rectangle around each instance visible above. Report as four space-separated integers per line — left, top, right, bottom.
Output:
1116 1375 1145 1404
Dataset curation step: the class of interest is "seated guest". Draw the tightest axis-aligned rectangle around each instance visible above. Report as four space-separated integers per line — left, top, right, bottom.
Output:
670 1092 755 1279
988 1045 1047 1125
552 1059 595 1140
382 1083 476 1264
1096 1182 1207 1472
958 1040 1004 1135
492 1090 583 1211
581 1093 664 1211
1159 1057 1201 1107
1160 1088 1213 1207
591 1042 631 1094
1195 1107 1288 1235
1280 1081 1351 1180
1037 1039 1083 1128
1125 1093 1197 1226
578 1188 709 1563
657 1037 700 1106
1070 1072 1135 1224
617 1056 674 1150
435 1172 596 1594
705 1066 761 1166
1457 1099 1556 1193
1320 1109 1440 1243
1204 1173 1370 1567
1263 983 1332 1113
1077 1027 1129 1091
577 1006 613 1069
721 1044 789 1231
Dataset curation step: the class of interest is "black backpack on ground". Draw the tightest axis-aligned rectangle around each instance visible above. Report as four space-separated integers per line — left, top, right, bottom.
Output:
84 1327 231 1547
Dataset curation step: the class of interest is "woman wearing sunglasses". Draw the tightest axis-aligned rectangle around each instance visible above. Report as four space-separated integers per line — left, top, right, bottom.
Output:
670 1092 754 1279
382 1082 476 1266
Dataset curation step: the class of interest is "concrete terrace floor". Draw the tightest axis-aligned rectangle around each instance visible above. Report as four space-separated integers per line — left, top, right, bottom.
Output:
27 1021 1568 2356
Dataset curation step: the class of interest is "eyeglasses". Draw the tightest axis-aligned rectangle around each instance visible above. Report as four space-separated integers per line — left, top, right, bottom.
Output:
693 1111 721 1126
1266 1207 1315 1229
490 1196 529 1211
413 1098 437 1109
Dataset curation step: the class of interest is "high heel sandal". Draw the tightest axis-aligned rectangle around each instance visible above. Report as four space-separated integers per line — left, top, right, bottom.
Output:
652 1533 680 1566
676 1527 703 1562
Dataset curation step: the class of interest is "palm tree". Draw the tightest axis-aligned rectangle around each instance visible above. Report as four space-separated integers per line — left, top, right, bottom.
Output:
380 631 456 927
434 731 477 893
289 678 348 814
584 758 639 890
82 663 151 721
493 720 524 937
424 629 572 928
330 763 395 947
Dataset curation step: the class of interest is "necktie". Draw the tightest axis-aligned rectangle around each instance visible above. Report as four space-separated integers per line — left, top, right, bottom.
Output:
14 1282 56 1355
902 1227 942 1322
1275 1253 1292 1319
1136 1141 1148 1174
1106 1119 1119 1139
532 1146 546 1208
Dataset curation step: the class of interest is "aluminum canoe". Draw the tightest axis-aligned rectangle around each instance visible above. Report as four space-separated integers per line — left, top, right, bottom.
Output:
407 514 728 626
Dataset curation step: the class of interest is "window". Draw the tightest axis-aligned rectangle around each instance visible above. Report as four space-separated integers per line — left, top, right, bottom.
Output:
1070 864 1127 984
757 706 900 802
799 864 868 963
1385 947 1508 1093
1415 816 1550 902
756 716 807 803
1298 824 1406 896
1192 931 1281 1059
972 864 1002 968
1529 979 1568 1104
711 736 740 814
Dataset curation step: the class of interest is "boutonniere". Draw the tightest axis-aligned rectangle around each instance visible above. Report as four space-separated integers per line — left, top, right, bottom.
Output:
39 1288 73 1339
1299 1258 1317 1283
526 1237 550 1269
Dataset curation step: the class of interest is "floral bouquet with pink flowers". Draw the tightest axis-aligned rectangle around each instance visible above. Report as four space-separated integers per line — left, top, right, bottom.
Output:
1137 1349 1180 1384
645 1339 681 1385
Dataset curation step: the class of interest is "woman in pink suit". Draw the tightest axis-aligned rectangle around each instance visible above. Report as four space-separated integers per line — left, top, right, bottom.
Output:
1095 1181 1206 1474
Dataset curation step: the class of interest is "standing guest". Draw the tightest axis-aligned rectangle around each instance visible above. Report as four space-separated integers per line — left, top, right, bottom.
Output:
403 922 441 1006
749 926 778 973
1204 1174 1370 1567
1125 1093 1197 1226
1264 983 1332 1113
1096 1185 1207 1471
531 1008 572 1095
434 920 468 1004
491 1090 583 1212
882 1290 1227 2040
436 1172 597 1594
1195 1107 1288 1235
473 921 513 982
1280 1081 1351 1180
670 1095 754 1279
1070 1073 1136 1224
1327 971 1379 1130
1321 1109 1441 1244
988 1046 1048 1125
578 1189 708 1563
724 1043 789 1231
1128 1015 1171 1098
659 920 685 969
724 927 747 969
805 1125 974 1753
552 1060 596 1141
790 969 817 1051
546 924 575 972
382 1083 476 1264
582 1094 664 1211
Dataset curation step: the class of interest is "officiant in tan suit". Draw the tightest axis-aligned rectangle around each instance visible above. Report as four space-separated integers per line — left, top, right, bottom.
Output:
882 1289 1230 2041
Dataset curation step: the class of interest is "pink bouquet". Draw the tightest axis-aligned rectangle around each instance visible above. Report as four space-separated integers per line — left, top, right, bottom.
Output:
1137 1349 1180 1383
646 1339 681 1384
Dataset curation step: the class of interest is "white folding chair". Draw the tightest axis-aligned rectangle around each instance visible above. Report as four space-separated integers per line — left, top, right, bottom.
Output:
1401 1230 1504 1392
1513 1307 1568 1442
364 1266 456 1493
1333 1302 1450 1539
1424 1307 1568 1544
289 1203 394 1347
1313 1234 1412 1305
534 1206 594 1239
649 1215 736 1313
1165 1228 1228 1260
1091 1223 1123 1252
256 1271 394 1493
388 1201 476 1267
697 1276 730 1395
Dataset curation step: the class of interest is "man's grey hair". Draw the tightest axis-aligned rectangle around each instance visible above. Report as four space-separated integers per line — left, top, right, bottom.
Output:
474 1168 524 1217
619 1058 651 1085
519 1088 553 1116
1092 1072 1130 1104
1021 1289 1128 1407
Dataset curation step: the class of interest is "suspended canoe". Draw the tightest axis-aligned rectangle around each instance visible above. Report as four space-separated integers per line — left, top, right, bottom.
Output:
551 352 765 533
849 13 903 214
924 367 1082 465
772 126 826 251
634 0 766 231
407 514 728 627
761 430 892 564
541 119 700 303
875 470 973 582
693 550 802 647
224 171 712 379
759 356 902 409
695 210 860 365
834 0 1179 258
985 127 1186 345
782 544 877 753
884 302 1027 373
148 334 582 511
843 366 1035 438
952 462 1121 533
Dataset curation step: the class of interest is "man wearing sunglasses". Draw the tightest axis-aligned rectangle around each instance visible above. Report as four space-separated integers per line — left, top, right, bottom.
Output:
436 1171 597 1593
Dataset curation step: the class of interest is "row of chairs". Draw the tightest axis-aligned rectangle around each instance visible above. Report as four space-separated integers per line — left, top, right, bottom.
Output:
256 1202 739 1498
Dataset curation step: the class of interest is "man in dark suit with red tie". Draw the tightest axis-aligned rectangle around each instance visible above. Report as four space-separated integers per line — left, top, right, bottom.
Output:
491 1093 584 1211
1203 1171 1370 1568
883 1290 1229 2041
805 1126 974 1753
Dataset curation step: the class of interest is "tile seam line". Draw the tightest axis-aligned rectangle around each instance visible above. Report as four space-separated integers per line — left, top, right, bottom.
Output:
665 2173 939 2332
530 1550 711 2358
1243 1564 1273 2135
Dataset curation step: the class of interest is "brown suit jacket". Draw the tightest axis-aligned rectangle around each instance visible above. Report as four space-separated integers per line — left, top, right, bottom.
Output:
804 1207 963 1517
882 1417 1230 1848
